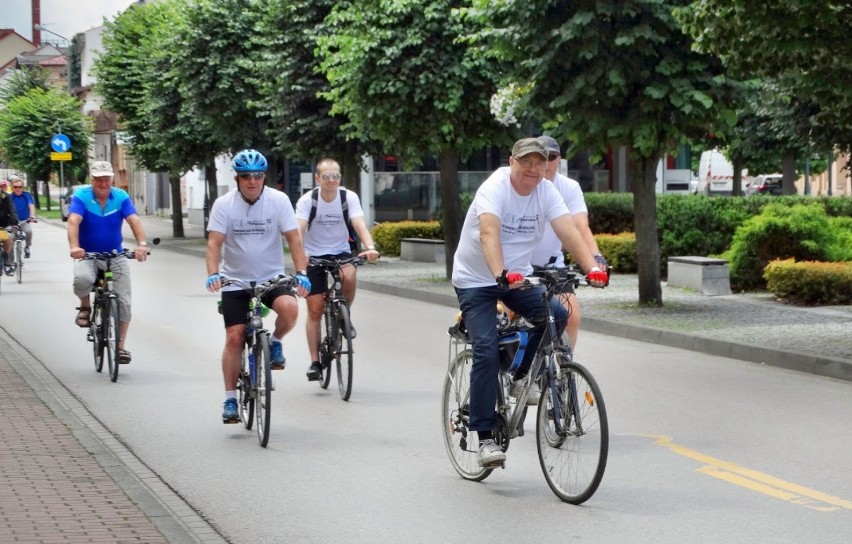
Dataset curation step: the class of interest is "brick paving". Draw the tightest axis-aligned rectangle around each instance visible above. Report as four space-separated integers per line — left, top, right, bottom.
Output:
0 355 168 543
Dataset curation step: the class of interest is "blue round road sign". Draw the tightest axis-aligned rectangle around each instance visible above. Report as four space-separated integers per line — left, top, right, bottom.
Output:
51 134 71 152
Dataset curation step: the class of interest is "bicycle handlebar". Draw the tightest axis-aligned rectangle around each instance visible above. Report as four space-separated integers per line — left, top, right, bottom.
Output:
81 249 142 261
220 274 298 296
308 255 366 269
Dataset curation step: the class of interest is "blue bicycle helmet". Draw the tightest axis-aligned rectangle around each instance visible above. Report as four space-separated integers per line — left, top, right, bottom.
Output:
232 149 268 172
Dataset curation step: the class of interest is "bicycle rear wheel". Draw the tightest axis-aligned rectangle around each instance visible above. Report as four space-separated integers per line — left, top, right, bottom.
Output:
319 307 333 389
105 299 120 383
536 356 608 504
442 349 493 482
238 347 255 430
255 333 272 447
90 301 104 373
335 303 353 401
14 241 22 284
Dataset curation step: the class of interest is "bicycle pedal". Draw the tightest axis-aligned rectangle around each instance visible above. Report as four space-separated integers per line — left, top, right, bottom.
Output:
483 460 505 469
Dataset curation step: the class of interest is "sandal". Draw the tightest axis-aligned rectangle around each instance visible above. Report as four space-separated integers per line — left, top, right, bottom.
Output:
118 349 131 364
75 306 91 328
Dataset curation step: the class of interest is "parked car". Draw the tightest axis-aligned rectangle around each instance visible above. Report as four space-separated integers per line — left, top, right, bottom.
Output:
747 174 783 196
59 184 87 221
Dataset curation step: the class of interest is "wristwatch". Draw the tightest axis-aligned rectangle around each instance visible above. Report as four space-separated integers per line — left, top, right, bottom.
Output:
137 241 148 247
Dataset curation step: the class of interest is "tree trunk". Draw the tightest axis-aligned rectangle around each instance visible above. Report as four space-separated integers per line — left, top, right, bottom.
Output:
205 160 218 202
731 156 744 196
438 148 461 280
782 153 796 195
170 172 185 238
342 140 360 197
631 154 663 306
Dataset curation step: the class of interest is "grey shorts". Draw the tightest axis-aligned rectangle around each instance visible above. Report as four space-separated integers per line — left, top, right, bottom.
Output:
73 257 132 321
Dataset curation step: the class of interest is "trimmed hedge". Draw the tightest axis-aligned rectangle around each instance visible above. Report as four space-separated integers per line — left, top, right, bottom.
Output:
764 259 852 305
371 221 442 256
593 232 637 273
722 202 849 291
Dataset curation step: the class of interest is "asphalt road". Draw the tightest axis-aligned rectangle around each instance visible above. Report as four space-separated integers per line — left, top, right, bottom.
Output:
2 221 851 543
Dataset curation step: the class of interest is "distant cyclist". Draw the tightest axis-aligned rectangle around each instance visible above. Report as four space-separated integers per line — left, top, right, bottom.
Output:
295 158 380 382
9 175 36 259
0 185 18 275
205 149 311 424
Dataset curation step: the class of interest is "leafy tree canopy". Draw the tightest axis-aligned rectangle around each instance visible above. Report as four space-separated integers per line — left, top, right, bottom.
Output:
678 1 852 152
317 0 507 165
0 66 51 104
0 88 92 181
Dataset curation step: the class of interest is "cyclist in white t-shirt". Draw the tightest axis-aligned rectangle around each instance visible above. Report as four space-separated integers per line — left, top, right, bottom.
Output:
295 158 380 381
451 137 608 468
530 135 607 351
205 149 311 424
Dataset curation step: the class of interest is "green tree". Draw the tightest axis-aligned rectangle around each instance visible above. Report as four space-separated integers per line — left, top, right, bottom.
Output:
95 0 196 237
679 2 852 154
0 66 51 103
317 0 508 278
0 88 91 210
254 0 378 183
466 0 738 305
174 0 273 178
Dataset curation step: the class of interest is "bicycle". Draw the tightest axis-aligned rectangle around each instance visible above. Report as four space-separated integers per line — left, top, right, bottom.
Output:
83 248 148 383
442 267 609 504
3 224 26 284
309 255 365 401
220 274 298 447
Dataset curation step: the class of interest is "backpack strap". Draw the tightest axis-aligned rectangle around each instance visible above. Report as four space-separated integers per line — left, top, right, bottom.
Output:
339 188 349 226
307 187 319 230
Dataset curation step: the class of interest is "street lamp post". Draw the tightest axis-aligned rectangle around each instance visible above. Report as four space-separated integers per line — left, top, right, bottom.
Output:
33 24 70 47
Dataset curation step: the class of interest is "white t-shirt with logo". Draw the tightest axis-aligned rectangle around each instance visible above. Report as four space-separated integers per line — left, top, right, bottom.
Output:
295 188 364 256
208 187 299 289
452 167 569 288
530 172 588 267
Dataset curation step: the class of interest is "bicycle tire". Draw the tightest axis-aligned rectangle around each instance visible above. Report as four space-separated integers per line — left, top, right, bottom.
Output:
536 356 608 504
319 306 333 389
91 299 104 373
336 302 353 401
238 347 255 430
255 333 273 447
105 299 120 383
442 349 493 482
15 241 22 284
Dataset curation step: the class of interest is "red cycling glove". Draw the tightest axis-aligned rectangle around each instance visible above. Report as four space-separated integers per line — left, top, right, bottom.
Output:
506 272 525 284
586 269 609 286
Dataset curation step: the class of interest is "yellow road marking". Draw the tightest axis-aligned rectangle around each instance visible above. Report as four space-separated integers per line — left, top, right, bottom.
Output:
639 434 852 512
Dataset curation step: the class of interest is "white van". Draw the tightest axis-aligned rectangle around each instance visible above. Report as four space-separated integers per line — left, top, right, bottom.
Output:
694 149 749 195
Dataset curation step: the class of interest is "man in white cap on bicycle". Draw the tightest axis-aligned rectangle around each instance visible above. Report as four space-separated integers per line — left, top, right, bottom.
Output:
68 160 150 364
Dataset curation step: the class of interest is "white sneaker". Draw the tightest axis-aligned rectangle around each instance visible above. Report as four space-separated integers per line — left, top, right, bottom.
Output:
508 376 540 406
478 439 506 467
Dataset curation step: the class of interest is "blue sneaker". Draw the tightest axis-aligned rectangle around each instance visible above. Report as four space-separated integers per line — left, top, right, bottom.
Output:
270 341 286 370
222 399 239 424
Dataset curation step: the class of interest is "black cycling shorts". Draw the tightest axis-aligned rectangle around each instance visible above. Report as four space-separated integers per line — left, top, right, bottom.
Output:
220 285 294 328
306 252 353 296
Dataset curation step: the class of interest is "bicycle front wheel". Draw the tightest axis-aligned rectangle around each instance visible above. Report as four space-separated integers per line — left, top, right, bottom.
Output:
536 356 608 504
442 349 492 482
319 307 333 389
335 303 353 401
105 299 120 383
14 241 22 284
255 333 272 447
238 347 254 430
91 300 104 373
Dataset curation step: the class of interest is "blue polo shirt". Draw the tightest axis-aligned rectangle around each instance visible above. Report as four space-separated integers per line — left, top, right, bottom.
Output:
12 191 35 220
68 186 138 252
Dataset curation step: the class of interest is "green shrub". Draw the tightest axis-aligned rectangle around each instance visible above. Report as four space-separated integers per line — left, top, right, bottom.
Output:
593 232 637 273
584 193 634 234
723 203 841 290
370 221 442 256
764 259 852 305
